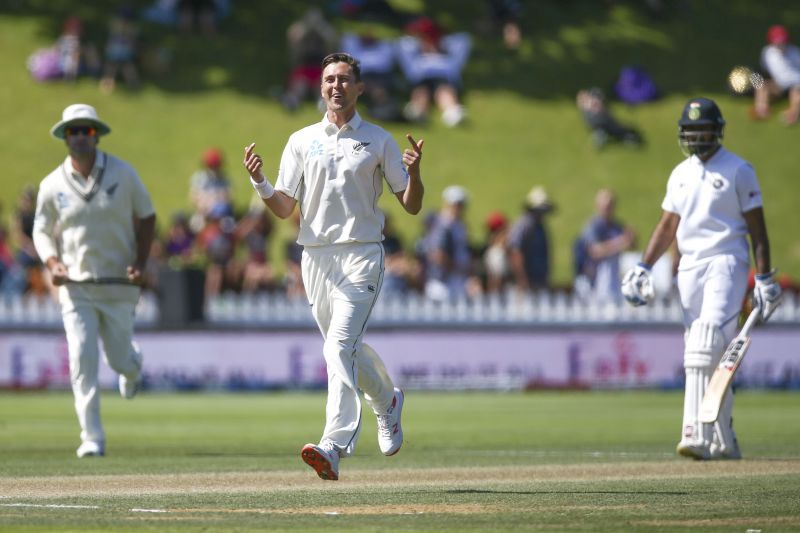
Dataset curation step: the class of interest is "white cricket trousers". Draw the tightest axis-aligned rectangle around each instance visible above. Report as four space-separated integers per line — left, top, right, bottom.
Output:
677 254 750 333
676 254 749 447
302 242 396 457
59 284 142 446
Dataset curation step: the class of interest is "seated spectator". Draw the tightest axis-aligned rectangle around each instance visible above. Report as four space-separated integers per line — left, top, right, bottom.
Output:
507 186 554 293
189 147 233 229
234 201 276 293
341 31 404 121
482 211 511 294
280 8 338 112
27 16 101 82
752 24 800 125
99 5 141 93
575 189 636 302
396 17 472 127
577 87 643 149
424 186 472 301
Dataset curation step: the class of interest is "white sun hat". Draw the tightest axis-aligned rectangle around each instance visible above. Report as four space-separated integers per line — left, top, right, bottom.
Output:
50 103 111 139
442 185 469 205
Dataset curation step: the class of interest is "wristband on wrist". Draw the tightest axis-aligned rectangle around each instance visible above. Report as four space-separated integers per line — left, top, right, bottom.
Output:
250 176 275 199
755 268 776 281
637 262 652 271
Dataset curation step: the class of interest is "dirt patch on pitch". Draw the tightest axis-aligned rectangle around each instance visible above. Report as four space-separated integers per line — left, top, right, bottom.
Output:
4 460 800 500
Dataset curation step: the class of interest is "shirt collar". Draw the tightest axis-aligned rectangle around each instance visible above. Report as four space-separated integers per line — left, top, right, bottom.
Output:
322 111 363 135
64 151 106 179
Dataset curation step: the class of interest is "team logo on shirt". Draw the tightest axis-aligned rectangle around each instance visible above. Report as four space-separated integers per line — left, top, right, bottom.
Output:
106 183 118 197
367 284 375 293
308 140 324 158
56 192 69 209
712 178 724 189
352 141 370 154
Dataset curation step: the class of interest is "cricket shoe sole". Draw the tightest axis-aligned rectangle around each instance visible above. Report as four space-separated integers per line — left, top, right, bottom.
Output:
301 443 339 481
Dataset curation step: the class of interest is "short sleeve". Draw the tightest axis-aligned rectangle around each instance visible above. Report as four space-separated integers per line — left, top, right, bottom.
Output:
131 169 155 218
382 135 409 194
276 133 304 200
736 162 763 213
660 169 679 214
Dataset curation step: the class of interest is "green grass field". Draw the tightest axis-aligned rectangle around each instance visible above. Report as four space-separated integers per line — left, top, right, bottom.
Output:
1 2 800 285
2 390 800 531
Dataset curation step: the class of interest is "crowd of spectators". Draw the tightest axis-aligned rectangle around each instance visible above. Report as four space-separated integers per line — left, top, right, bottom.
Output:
16 6 800 304
0 174 655 305
278 6 472 127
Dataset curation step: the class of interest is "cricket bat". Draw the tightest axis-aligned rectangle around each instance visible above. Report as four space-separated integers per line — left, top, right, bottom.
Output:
699 307 761 423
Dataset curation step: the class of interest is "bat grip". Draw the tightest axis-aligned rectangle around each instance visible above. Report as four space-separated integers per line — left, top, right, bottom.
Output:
738 307 761 338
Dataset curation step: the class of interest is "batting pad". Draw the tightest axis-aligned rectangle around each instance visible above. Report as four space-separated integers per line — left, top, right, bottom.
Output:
684 320 725 368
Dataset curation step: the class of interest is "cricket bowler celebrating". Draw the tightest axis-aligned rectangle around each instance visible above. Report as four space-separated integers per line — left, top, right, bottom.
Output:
621 97 782 460
243 53 424 480
33 104 156 458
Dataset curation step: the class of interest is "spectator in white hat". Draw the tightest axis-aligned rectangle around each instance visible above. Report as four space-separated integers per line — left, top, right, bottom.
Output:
424 185 472 301
33 103 156 458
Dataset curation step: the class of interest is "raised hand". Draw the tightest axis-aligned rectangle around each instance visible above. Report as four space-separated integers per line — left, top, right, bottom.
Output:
403 134 424 177
243 142 265 182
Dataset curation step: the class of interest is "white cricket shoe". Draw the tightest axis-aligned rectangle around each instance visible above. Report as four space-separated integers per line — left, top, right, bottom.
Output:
676 439 711 460
377 388 404 456
301 441 340 481
76 441 105 458
710 438 742 460
119 348 143 400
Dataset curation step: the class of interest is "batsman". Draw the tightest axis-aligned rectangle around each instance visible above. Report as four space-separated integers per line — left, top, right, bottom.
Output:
621 97 782 460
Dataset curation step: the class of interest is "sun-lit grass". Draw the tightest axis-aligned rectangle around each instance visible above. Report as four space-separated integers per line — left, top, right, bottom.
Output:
1 390 799 531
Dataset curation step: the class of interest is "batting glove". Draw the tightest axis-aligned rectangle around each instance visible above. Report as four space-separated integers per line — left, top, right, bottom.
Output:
754 269 782 322
621 263 655 307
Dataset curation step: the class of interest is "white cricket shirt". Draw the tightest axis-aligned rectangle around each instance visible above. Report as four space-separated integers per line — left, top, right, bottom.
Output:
276 112 410 247
662 147 762 270
33 151 155 281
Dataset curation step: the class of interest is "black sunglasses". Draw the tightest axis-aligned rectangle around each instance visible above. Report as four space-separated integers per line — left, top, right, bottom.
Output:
66 126 97 137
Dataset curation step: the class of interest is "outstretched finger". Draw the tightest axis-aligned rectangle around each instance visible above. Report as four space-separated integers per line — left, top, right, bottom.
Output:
244 143 255 158
406 134 423 154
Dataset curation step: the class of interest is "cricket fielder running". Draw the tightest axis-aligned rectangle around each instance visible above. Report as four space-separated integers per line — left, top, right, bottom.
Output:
243 53 424 480
621 97 782 460
33 104 156 458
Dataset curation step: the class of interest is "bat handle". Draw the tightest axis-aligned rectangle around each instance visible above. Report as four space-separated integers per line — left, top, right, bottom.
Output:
739 307 761 338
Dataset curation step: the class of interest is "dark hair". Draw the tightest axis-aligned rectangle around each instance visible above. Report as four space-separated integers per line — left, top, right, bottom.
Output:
321 52 361 81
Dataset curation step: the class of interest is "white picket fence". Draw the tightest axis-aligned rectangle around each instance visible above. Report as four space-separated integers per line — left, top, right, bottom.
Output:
0 290 797 329
204 290 800 329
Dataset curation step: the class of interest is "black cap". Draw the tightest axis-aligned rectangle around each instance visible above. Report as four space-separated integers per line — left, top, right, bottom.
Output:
678 97 725 128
